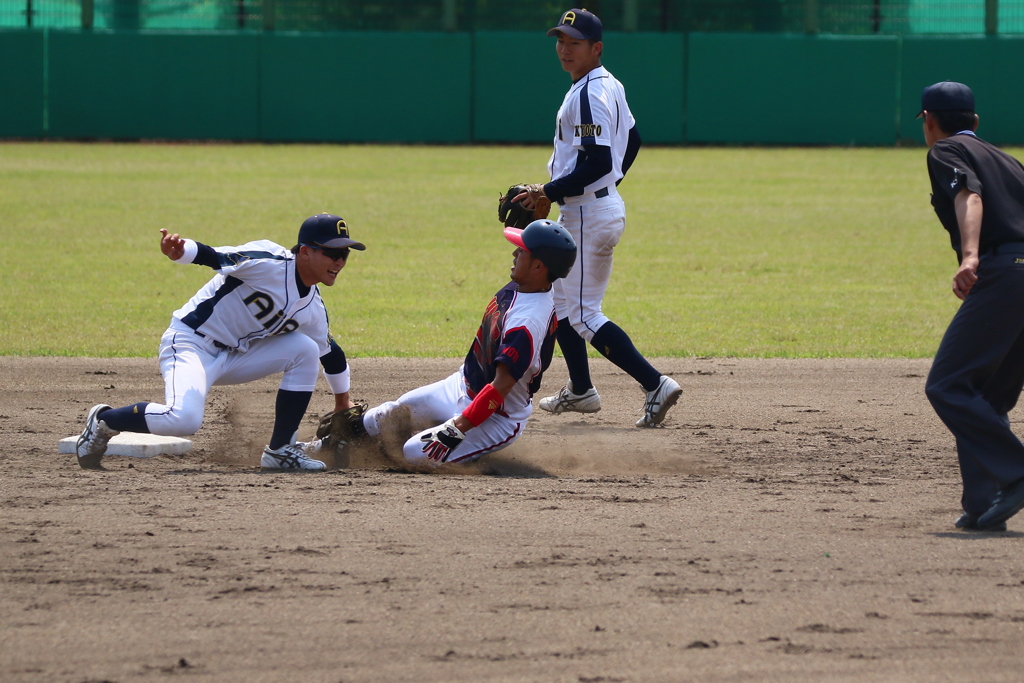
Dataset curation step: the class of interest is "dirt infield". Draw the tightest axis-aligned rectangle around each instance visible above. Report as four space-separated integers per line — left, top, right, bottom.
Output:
2 356 1023 682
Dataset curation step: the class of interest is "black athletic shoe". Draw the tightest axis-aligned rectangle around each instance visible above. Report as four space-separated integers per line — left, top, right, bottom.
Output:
977 478 1024 529
954 513 1006 532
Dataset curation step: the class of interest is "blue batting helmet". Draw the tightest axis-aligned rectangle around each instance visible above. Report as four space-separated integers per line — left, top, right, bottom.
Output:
504 219 577 280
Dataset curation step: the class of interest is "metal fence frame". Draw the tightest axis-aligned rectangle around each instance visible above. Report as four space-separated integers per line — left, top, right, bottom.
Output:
1 1 1017 33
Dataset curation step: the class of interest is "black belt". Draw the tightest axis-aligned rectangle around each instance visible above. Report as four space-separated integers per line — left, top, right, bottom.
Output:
557 186 610 206
195 330 231 350
989 242 1024 255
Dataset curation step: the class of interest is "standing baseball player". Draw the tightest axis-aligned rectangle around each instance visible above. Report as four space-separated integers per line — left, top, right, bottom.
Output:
74 213 364 471
920 81 1024 531
517 8 681 428
330 213 575 468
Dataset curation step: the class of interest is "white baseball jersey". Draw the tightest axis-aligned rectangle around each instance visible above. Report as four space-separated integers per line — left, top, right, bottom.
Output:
138 239 340 438
548 65 635 194
172 240 332 355
462 282 559 422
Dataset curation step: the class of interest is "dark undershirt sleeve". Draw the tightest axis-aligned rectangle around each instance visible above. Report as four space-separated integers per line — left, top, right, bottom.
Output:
192 242 221 269
619 126 641 182
544 144 613 204
320 338 348 375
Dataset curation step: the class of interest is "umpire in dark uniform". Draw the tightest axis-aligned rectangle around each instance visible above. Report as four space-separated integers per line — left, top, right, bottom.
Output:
922 81 1024 531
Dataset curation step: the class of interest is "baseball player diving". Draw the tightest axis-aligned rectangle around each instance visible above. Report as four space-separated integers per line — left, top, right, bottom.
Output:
516 8 682 428
317 202 576 468
74 213 364 471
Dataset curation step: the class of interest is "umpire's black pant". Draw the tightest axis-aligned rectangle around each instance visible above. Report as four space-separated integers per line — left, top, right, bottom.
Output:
926 251 1024 517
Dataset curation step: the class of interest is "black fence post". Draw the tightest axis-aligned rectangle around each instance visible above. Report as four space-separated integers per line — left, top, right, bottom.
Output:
986 0 999 35
804 0 818 35
112 0 140 30
82 0 94 29
442 0 456 31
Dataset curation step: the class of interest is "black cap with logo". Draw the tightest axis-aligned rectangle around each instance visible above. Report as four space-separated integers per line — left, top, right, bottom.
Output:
547 8 602 42
297 213 366 251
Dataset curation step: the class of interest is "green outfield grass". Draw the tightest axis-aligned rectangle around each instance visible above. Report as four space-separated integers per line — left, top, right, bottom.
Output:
3 142 1015 358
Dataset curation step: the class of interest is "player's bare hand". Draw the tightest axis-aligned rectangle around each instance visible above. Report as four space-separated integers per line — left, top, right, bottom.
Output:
334 391 353 413
952 257 979 300
160 229 186 261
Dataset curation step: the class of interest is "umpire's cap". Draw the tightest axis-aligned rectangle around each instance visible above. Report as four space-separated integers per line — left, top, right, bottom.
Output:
298 213 366 250
916 81 975 118
504 219 577 280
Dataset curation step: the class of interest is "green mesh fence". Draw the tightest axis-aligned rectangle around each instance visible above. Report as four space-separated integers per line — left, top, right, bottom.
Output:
2 0 1023 33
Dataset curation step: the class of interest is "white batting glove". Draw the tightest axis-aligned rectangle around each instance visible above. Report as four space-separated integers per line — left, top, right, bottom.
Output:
419 418 465 463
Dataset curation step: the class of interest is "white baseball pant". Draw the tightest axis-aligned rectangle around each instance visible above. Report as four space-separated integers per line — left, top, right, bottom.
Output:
363 370 523 465
552 192 626 342
143 324 321 436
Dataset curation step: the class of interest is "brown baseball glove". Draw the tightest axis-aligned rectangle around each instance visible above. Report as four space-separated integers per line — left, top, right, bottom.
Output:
315 404 368 464
498 184 552 229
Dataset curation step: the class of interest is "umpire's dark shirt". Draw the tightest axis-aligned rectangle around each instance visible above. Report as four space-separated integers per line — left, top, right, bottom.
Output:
928 132 1024 254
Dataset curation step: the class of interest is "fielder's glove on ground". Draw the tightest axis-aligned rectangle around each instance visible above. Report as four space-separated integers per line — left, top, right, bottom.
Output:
420 418 465 463
315 404 367 451
499 184 552 229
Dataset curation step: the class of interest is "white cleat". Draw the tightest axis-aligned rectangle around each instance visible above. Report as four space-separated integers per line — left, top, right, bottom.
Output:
539 382 602 414
261 443 327 471
636 376 682 428
294 438 327 456
76 404 119 470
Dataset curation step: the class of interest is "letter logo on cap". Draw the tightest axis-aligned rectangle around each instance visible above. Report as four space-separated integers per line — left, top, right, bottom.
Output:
336 219 347 236
562 11 576 25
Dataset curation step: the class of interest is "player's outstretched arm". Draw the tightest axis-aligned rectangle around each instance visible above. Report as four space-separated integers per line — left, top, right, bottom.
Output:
159 228 187 261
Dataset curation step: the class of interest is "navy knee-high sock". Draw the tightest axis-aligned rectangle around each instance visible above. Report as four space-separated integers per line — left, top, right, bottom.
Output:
269 389 313 449
556 318 594 393
97 403 152 433
590 322 662 392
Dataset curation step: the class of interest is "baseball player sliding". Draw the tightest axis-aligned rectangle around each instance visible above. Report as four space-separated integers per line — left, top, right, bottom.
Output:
318 201 576 468
75 213 364 471
517 8 682 427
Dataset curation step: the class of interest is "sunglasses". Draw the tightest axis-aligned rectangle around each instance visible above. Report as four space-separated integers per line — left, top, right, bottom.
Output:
314 246 350 261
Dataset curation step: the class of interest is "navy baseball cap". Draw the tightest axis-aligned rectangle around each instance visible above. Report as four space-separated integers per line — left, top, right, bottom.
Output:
547 8 602 41
916 81 975 118
298 213 366 250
